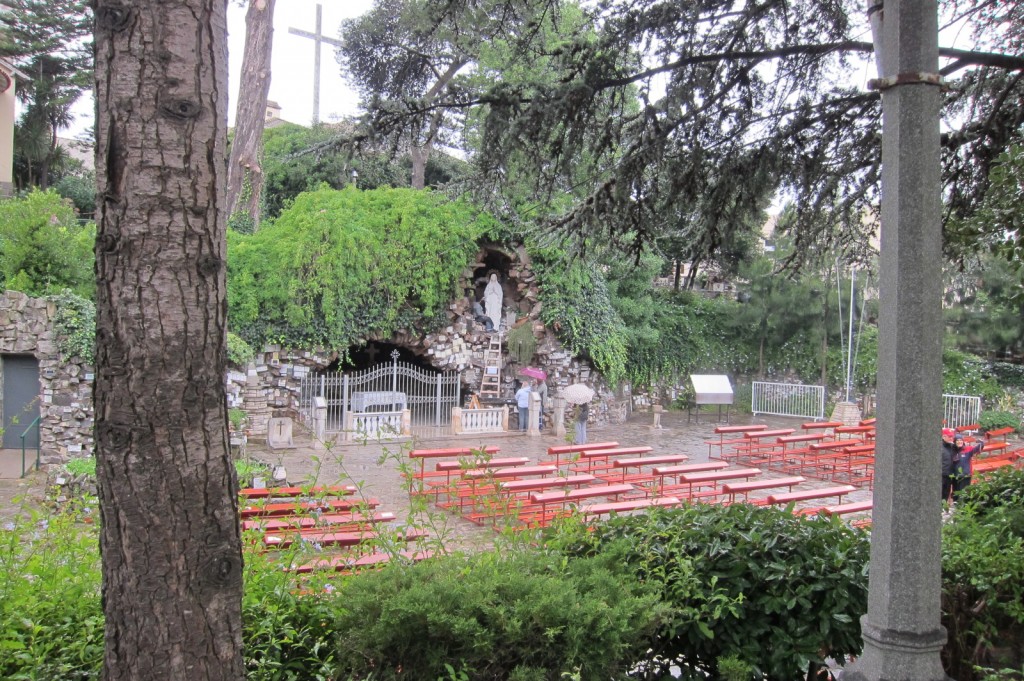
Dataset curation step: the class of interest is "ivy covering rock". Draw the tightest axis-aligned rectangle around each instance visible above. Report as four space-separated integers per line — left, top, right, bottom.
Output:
228 187 496 352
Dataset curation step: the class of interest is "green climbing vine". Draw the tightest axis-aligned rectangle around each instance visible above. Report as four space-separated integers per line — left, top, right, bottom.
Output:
228 187 495 351
48 290 95 364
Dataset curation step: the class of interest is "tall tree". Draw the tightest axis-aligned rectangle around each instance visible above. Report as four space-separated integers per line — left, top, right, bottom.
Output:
226 0 276 228
93 1 244 679
1 0 92 189
340 0 563 189
355 0 1024 264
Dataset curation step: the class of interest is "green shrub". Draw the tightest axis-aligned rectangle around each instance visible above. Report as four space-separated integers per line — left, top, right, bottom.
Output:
64 457 96 478
330 550 665 680
0 501 103 680
549 503 870 680
978 410 1021 435
942 467 1024 680
0 189 95 299
226 332 255 367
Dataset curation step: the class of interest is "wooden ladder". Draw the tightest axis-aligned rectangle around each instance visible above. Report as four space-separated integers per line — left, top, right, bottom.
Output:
479 334 503 399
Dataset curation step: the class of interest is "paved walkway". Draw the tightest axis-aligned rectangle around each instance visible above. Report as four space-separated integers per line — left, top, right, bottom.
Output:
244 410 875 550
0 411 877 539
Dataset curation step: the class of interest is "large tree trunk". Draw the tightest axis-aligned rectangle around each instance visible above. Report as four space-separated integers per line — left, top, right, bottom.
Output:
94 2 244 680
226 0 276 227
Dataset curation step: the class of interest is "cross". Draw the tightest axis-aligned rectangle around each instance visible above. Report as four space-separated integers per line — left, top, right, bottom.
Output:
288 4 343 124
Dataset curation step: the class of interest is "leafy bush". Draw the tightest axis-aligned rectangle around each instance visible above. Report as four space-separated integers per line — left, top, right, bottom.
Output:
0 189 95 299
942 467 1024 680
64 457 97 478
49 289 95 364
228 187 493 350
0 501 103 680
978 410 1021 434
226 332 255 367
330 550 665 680
943 349 1003 402
532 249 630 384
549 503 870 680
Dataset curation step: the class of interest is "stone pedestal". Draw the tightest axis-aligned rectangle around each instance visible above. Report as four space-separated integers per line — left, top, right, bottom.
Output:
553 397 566 437
527 393 541 436
831 401 863 426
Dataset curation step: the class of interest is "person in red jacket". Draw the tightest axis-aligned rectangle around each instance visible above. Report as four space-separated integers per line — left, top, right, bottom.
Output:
951 434 984 500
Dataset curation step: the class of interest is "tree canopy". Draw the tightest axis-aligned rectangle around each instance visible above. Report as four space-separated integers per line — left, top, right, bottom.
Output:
1 0 92 190
349 0 1024 268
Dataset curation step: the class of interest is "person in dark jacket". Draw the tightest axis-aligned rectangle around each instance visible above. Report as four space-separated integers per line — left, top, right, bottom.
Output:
941 428 957 502
951 434 984 500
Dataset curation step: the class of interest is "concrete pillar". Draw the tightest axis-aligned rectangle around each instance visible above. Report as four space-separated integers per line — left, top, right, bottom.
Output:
0 65 16 197
553 397 566 438
527 392 540 436
845 2 950 679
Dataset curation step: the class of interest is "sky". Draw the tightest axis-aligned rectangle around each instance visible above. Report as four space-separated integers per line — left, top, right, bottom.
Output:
64 0 375 137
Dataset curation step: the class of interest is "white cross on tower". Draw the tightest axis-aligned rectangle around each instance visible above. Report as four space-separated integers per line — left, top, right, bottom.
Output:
288 4 344 124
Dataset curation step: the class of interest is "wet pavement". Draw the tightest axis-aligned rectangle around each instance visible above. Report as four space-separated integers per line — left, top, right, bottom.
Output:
247 410 876 551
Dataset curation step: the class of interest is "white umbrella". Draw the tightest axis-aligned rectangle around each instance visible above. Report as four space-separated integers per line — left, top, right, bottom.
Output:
561 383 595 405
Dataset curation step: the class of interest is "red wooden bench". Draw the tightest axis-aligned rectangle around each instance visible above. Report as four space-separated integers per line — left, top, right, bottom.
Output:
544 441 620 466
834 424 875 439
526 484 635 525
775 433 827 472
725 429 795 464
705 424 769 458
242 511 396 532
427 457 532 494
582 496 682 518
570 446 654 473
290 549 434 575
720 476 806 504
767 485 857 508
973 451 1021 476
240 497 380 518
801 421 844 433
465 475 598 524
408 445 501 481
264 527 428 549
985 427 1015 443
608 454 690 483
658 467 760 499
797 499 873 519
239 484 357 499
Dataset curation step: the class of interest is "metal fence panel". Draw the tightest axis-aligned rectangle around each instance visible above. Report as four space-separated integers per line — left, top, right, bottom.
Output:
299 352 460 435
751 381 826 421
942 394 981 429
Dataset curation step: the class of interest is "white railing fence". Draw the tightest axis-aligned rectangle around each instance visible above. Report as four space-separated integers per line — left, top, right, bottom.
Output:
451 406 507 435
343 410 410 442
751 382 826 421
943 394 981 429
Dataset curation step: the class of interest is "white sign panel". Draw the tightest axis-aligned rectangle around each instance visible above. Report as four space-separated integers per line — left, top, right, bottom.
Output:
690 375 734 405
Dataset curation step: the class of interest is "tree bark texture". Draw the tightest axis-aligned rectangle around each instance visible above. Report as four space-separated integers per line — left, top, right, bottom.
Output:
93 2 244 680
226 0 276 226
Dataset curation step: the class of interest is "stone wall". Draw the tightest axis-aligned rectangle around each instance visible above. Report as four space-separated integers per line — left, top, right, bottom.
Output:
229 246 627 433
0 291 94 463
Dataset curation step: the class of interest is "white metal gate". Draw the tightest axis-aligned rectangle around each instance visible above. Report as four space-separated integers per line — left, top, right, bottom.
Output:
943 394 981 429
298 350 461 435
751 381 826 421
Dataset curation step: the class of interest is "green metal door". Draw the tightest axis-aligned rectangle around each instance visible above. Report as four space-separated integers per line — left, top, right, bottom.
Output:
2 355 40 449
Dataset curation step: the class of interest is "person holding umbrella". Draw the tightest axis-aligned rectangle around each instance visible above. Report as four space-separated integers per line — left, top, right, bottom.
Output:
574 402 589 445
561 383 595 445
